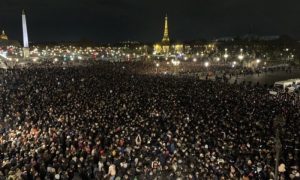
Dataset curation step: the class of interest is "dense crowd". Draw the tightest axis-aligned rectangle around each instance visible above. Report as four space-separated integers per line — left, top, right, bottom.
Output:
0 62 299 180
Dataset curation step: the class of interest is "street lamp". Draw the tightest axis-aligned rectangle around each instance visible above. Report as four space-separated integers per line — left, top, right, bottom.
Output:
204 62 209 67
238 48 244 61
238 55 244 61
256 59 261 64
155 63 160 73
224 53 229 63
224 48 229 64
232 61 237 68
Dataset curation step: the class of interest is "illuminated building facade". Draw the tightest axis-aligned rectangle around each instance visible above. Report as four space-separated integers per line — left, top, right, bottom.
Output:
0 30 8 40
0 30 20 47
153 15 183 56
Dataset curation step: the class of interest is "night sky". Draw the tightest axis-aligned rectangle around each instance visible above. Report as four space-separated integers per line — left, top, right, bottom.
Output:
0 0 299 43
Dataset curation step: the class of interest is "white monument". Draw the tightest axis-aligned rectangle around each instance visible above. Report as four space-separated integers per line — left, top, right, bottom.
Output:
22 10 30 58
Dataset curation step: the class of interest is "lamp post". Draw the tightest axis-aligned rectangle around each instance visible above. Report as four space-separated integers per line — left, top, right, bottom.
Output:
224 48 229 65
256 59 261 68
238 49 244 60
156 63 160 73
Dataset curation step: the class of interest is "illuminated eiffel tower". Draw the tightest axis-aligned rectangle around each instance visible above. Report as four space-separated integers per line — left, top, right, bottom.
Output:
161 15 170 44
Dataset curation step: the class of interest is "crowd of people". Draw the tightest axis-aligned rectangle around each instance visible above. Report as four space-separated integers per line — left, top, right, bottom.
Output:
0 62 299 179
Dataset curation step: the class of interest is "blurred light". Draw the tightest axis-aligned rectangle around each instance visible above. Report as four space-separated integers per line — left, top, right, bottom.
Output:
204 62 209 67
238 55 244 60
172 60 180 66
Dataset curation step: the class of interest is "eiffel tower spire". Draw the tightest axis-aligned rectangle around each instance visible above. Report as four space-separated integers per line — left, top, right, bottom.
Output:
162 14 170 44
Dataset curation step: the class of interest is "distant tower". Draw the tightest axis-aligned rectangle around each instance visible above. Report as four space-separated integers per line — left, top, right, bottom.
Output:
161 14 170 44
22 10 30 58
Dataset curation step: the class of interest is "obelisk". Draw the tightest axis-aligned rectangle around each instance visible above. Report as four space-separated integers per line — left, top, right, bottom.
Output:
22 10 30 58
